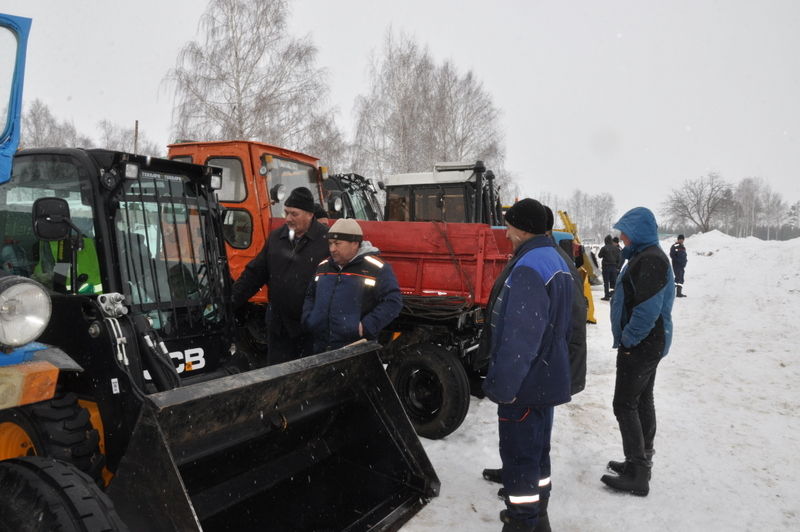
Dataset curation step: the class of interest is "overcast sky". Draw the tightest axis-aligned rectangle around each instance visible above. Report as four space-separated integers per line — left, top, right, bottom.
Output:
6 0 800 214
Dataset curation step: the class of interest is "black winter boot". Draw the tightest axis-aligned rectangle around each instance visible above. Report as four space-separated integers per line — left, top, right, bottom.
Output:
500 510 534 532
601 462 650 496
483 467 503 484
607 449 654 476
500 502 550 532
534 497 551 532
676 285 687 297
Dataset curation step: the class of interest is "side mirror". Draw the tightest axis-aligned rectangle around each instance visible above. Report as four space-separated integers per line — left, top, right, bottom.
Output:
32 197 71 241
270 184 286 203
376 180 386 191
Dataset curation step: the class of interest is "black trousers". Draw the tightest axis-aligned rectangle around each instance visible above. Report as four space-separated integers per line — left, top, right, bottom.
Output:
602 265 619 297
267 313 311 366
612 342 662 466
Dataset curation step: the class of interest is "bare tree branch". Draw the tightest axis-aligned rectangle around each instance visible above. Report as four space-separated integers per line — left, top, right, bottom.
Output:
165 0 343 165
351 32 506 188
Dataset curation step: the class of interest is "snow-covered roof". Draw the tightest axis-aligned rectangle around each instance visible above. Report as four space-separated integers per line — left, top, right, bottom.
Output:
384 166 476 187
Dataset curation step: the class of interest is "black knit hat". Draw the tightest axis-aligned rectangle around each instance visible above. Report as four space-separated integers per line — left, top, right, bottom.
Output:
313 203 328 219
284 187 315 213
505 198 547 235
677 234 685 240
544 205 555 231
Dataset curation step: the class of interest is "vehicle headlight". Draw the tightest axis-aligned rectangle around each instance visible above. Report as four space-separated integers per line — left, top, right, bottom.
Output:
0 276 52 348
333 196 343 212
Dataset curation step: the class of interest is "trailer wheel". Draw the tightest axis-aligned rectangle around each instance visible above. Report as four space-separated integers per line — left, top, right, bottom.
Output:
387 344 470 439
0 457 126 531
0 392 104 482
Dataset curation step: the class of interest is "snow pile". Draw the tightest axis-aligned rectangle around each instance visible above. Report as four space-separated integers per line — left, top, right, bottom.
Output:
404 233 800 531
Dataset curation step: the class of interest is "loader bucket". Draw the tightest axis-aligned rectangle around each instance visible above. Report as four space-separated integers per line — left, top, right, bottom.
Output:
106 341 439 531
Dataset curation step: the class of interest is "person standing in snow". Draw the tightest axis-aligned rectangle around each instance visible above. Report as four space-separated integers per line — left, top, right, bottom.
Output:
480 198 574 532
598 234 622 300
231 187 329 364
302 218 402 354
602 207 675 497
669 234 688 297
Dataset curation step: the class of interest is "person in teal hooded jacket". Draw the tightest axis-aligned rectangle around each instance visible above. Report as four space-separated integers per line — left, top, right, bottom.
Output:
601 207 674 497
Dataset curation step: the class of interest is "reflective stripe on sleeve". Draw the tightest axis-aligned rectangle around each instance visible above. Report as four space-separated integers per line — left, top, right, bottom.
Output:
539 477 551 487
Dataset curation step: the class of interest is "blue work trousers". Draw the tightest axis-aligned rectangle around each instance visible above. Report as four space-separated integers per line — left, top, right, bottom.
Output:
498 404 554 526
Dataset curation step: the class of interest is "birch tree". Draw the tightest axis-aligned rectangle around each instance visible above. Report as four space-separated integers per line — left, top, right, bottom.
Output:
97 120 161 157
167 0 340 157
20 99 92 149
351 32 504 180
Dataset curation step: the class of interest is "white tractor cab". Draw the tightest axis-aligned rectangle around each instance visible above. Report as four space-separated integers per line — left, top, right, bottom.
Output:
383 160 503 225
0 13 30 183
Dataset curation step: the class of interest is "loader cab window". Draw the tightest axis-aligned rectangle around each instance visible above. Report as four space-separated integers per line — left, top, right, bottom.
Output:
207 157 246 203
263 155 318 217
0 154 101 293
115 173 223 332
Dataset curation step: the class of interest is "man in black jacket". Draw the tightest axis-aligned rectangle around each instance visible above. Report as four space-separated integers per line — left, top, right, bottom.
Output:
231 187 329 365
598 234 622 300
302 218 402 354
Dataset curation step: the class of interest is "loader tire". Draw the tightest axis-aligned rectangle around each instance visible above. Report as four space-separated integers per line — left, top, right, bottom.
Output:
0 457 126 531
387 343 470 439
0 392 104 483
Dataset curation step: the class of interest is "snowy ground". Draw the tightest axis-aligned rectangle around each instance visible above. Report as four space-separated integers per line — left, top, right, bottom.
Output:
403 231 800 531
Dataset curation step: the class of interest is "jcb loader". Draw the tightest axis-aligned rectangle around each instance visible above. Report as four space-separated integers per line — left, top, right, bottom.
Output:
0 148 438 530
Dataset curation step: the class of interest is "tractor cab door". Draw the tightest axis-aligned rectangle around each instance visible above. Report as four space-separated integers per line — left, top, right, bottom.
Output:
0 13 31 183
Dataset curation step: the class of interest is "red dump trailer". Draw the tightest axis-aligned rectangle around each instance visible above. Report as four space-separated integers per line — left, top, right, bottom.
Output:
359 220 512 438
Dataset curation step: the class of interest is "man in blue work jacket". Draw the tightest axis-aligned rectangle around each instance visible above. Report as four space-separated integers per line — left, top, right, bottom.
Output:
481 198 574 532
302 218 402 353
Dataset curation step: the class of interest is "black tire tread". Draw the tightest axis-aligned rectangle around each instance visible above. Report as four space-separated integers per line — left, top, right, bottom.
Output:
0 393 104 481
387 343 471 439
0 457 127 531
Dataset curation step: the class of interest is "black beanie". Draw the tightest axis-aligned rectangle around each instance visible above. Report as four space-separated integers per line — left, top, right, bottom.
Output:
544 206 555 231
285 187 315 213
505 198 547 235
313 203 328 219
677 234 685 240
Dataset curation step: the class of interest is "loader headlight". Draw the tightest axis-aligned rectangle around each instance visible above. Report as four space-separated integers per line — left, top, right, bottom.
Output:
0 276 52 348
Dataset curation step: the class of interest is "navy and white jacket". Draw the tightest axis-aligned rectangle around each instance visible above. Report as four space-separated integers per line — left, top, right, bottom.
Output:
669 241 687 269
611 207 675 356
482 236 574 406
302 242 402 353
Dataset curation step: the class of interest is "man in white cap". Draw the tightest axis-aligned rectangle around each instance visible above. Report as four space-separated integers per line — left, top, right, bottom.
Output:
302 218 402 354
